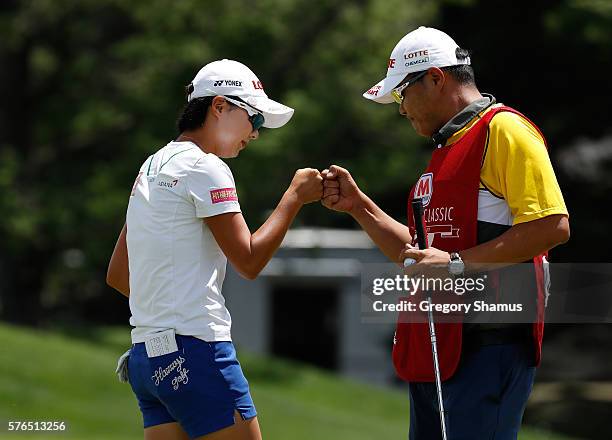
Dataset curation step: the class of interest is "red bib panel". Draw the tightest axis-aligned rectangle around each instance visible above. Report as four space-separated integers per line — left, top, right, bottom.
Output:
392 106 548 382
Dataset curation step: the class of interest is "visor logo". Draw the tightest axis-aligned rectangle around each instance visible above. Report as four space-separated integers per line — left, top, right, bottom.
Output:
213 80 243 87
404 49 429 59
366 85 382 96
403 49 430 68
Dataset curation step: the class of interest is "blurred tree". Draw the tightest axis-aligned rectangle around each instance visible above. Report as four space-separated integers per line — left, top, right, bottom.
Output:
2 0 610 324
0 0 434 324
436 0 612 261
438 0 612 150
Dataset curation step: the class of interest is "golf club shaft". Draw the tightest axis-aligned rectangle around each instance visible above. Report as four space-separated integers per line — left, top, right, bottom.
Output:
411 198 448 440
427 297 448 440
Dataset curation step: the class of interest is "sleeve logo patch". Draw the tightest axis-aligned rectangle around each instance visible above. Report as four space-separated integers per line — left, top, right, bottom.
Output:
210 187 238 204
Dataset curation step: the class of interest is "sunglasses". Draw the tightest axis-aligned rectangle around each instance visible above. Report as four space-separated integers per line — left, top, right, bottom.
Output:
224 96 265 131
391 70 429 104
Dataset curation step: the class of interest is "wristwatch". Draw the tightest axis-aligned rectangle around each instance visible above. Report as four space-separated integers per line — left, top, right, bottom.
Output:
448 252 465 276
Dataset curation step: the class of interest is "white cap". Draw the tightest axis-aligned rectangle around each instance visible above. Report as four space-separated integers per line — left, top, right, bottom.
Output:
363 26 471 104
188 59 294 129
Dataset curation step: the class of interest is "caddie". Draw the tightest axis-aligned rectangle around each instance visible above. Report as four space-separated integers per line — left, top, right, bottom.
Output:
321 26 570 439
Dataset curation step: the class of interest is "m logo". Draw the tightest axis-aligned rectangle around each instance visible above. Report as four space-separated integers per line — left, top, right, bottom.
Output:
414 172 433 207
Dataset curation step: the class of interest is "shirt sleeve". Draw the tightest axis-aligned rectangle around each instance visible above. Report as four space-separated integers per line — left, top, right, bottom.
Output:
185 156 241 218
481 111 568 225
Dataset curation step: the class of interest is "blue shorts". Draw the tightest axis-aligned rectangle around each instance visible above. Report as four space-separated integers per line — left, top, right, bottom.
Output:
408 343 536 440
127 335 257 438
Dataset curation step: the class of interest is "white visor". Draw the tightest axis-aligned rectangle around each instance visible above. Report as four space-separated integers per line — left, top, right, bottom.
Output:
242 95 294 129
363 27 471 104
188 59 294 129
362 73 406 104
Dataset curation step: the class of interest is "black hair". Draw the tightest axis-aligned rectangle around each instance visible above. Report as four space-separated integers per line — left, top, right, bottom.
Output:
176 84 245 133
176 95 214 133
442 47 476 85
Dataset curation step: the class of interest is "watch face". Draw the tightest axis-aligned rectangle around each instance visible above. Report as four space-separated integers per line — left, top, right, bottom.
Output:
449 260 464 276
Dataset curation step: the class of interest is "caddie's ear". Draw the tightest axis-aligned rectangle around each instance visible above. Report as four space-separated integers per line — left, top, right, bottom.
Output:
428 67 445 87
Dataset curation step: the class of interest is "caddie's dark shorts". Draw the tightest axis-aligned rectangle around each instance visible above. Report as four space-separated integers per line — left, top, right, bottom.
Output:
408 341 536 440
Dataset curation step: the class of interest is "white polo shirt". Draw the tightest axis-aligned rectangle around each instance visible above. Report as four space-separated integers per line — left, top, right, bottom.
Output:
126 141 241 343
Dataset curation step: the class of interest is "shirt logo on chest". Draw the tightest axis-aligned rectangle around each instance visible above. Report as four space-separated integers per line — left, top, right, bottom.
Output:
414 172 433 207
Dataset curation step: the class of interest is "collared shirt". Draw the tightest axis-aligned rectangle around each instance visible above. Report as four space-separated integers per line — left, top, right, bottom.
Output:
435 96 568 226
127 141 241 344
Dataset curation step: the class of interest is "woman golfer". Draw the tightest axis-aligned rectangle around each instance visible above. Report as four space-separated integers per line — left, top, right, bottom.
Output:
107 59 323 440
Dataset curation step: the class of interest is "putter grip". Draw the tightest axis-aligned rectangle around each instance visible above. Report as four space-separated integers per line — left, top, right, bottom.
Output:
403 198 427 267
412 198 428 250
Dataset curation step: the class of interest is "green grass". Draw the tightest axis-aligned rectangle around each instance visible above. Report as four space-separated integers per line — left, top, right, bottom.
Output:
0 323 574 439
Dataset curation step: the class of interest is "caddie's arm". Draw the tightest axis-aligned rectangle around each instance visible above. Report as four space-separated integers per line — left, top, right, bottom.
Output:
401 214 569 274
107 223 130 297
460 214 569 271
322 165 412 262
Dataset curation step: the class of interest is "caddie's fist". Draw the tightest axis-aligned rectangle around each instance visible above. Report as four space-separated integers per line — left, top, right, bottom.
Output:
320 165 361 213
